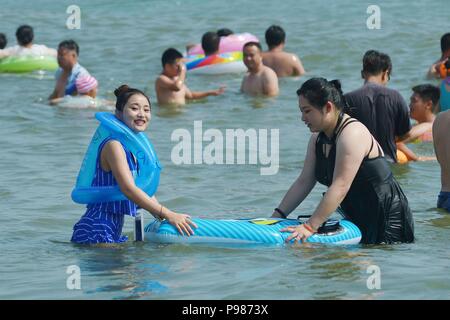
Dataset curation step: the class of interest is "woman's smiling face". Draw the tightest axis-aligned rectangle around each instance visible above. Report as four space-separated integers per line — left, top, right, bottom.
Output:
118 93 151 132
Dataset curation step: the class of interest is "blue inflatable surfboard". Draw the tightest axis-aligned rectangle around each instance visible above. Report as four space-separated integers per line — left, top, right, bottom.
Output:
144 217 361 246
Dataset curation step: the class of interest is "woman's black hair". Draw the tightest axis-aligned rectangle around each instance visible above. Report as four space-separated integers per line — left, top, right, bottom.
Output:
296 77 347 111
114 84 151 112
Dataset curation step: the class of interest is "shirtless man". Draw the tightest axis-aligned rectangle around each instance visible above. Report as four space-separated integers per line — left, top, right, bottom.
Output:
396 84 439 161
261 25 305 77
433 110 450 212
241 42 279 97
427 32 450 79
155 48 225 106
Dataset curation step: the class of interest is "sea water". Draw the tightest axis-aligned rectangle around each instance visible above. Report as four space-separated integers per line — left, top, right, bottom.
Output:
0 0 449 299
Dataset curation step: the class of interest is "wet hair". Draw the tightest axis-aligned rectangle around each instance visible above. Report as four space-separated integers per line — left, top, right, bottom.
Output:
16 25 33 46
161 48 183 67
362 50 392 76
243 41 262 52
296 78 347 111
114 84 151 112
412 84 440 112
217 28 233 37
58 39 79 56
441 33 450 53
201 31 220 55
265 25 286 48
0 33 6 49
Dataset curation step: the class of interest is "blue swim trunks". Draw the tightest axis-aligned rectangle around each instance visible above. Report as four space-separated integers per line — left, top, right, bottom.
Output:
437 191 450 212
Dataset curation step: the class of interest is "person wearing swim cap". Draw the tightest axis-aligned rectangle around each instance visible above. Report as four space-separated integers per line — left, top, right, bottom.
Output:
71 85 197 244
76 75 98 99
433 109 450 213
396 84 439 162
49 75 98 108
0 25 56 58
49 39 90 100
272 78 414 244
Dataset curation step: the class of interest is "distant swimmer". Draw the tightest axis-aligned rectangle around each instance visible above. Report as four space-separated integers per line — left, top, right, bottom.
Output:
272 78 414 244
0 25 56 58
241 41 279 97
155 48 225 106
49 40 90 99
433 110 450 212
216 28 234 37
427 32 450 80
261 25 305 77
0 33 7 49
396 84 439 161
50 75 107 108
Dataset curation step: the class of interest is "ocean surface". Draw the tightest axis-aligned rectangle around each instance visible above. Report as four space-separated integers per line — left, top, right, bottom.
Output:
0 0 449 300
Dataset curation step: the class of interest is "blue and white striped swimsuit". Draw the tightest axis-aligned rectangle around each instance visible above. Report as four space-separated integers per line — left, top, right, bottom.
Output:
71 139 138 244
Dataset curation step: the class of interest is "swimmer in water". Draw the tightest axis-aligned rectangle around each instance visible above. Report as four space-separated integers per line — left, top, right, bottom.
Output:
241 41 279 97
49 75 99 108
0 25 56 58
155 48 225 106
261 25 305 77
396 84 439 161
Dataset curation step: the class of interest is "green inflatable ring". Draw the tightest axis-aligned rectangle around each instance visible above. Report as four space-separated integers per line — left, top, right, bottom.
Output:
0 55 58 73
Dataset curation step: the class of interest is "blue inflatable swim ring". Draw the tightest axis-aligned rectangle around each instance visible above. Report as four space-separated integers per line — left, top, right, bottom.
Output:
144 217 361 246
71 112 161 204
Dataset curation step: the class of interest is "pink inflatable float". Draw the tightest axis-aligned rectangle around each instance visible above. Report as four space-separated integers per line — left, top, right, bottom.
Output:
187 33 259 56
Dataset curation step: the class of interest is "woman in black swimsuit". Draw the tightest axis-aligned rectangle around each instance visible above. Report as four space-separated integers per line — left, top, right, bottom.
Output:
272 78 414 244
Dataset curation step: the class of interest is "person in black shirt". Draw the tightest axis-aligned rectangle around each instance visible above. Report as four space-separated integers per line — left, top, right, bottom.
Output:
344 50 411 163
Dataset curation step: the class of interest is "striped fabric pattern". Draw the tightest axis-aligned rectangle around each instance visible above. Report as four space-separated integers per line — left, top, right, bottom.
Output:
71 138 138 244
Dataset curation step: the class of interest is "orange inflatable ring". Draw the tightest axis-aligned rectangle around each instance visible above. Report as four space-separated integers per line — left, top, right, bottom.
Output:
396 150 409 164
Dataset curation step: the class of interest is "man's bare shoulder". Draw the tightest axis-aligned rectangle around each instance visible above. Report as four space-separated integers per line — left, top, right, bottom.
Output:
262 65 278 78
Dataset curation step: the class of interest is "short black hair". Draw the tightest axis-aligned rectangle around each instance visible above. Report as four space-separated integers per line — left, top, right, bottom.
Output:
161 48 183 67
16 25 34 46
441 33 450 53
362 50 392 76
217 28 233 37
265 25 285 48
201 31 220 55
243 41 262 52
0 33 7 49
58 39 79 56
412 84 440 112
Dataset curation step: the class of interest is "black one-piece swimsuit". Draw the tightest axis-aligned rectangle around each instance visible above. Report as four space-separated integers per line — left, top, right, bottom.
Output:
314 116 414 244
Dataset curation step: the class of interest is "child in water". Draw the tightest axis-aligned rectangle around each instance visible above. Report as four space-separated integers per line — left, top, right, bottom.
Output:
71 85 197 244
49 75 97 107
155 48 225 106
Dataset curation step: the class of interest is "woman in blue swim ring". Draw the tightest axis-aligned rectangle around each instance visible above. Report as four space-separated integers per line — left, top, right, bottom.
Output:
71 84 197 244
